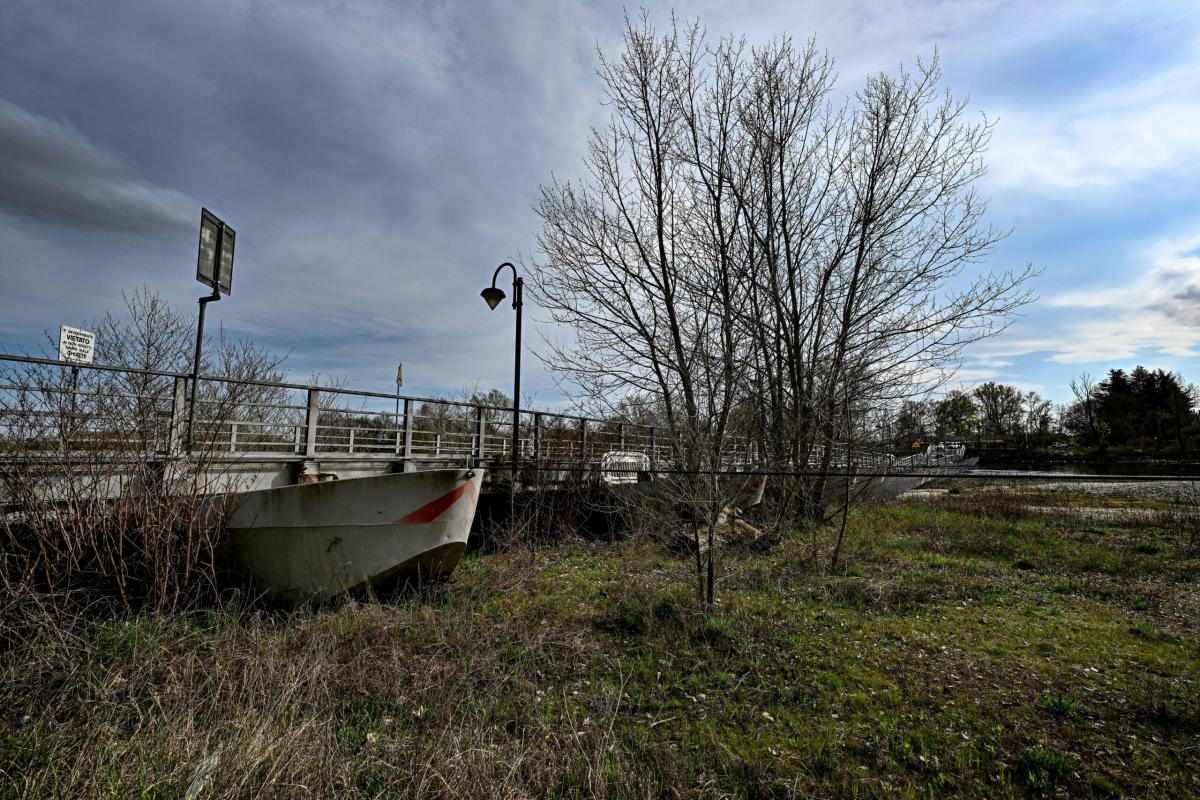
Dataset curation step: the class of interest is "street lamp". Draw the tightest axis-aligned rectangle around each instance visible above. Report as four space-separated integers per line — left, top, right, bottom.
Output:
480 262 523 481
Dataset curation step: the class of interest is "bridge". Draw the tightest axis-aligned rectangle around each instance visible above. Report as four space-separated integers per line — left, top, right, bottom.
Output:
0 353 741 499
0 352 966 504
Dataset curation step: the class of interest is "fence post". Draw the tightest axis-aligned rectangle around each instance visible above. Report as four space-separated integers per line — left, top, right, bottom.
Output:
580 418 587 459
167 376 188 456
229 422 238 453
402 398 414 470
618 422 626 450
305 388 320 458
348 427 355 454
648 426 656 469
475 406 486 461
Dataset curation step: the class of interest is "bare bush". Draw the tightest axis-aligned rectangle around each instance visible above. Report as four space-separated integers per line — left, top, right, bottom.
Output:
0 289 288 625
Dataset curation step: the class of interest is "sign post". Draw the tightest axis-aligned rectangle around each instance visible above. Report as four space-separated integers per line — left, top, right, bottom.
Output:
58 325 95 420
188 208 235 450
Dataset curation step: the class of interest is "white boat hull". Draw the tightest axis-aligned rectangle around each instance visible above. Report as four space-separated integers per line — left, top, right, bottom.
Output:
227 468 484 604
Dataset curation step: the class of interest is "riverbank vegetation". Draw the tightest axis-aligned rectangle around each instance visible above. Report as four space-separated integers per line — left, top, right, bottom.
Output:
890 367 1199 458
3 483 1196 799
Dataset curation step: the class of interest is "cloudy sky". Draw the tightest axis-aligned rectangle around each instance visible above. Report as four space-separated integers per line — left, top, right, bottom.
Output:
2 0 1199 406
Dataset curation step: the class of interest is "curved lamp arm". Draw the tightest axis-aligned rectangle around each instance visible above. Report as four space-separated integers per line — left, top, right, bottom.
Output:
483 262 523 310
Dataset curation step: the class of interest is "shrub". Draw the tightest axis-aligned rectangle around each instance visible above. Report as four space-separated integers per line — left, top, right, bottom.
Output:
1039 694 1078 716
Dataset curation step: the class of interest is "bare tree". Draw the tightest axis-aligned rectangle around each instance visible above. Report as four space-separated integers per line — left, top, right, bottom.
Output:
737 48 1035 517
1020 391 1053 446
534 14 1035 584
1066 371 1106 449
535 15 759 604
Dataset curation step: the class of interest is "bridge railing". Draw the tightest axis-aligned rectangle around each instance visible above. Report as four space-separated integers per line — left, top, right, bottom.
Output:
0 354 696 470
3 353 922 475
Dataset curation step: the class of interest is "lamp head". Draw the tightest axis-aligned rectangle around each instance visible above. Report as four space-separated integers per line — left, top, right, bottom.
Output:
481 286 506 310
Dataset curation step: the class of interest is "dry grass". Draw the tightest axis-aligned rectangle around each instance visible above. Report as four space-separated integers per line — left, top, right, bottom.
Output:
1 561 661 798
2 485 1198 798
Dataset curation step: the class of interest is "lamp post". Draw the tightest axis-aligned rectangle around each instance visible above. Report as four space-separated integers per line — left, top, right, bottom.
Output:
480 262 523 482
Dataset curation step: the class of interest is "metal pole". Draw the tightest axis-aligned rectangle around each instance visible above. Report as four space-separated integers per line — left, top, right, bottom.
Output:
512 276 522 482
533 412 542 461
69 366 79 422
482 262 523 532
304 388 319 458
187 223 223 451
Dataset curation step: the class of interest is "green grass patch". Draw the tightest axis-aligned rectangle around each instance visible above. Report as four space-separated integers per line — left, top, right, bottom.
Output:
1014 746 1072 793
1039 693 1078 716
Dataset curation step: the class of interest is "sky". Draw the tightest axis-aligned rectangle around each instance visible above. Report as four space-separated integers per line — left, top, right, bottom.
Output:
2 0 1199 408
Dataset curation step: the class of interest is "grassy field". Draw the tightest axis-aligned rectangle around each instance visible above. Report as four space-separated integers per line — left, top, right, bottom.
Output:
2 485 1198 798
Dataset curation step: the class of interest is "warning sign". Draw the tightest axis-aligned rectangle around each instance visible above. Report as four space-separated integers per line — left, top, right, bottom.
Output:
58 325 95 364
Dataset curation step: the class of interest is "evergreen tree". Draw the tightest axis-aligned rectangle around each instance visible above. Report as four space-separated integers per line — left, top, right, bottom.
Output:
1096 366 1195 449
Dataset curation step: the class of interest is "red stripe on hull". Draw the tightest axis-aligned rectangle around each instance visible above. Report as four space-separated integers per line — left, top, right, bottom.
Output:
393 480 479 525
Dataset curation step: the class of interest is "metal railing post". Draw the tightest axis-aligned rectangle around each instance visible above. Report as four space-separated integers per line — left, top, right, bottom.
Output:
580 418 587 459
229 422 238 453
475 406 486 461
348 427 355 454
402 398 414 467
167 375 188 456
618 422 626 450
305 388 320 458
533 412 542 461
648 426 656 468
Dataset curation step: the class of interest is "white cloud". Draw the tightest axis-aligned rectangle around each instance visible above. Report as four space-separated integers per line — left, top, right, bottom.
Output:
987 46 1200 191
979 227 1200 365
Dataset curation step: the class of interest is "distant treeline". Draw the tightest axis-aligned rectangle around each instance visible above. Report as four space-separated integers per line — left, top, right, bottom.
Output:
887 366 1197 453
1061 367 1195 452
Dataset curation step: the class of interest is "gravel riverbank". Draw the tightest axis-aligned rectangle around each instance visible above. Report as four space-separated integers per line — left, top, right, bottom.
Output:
1036 480 1200 503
